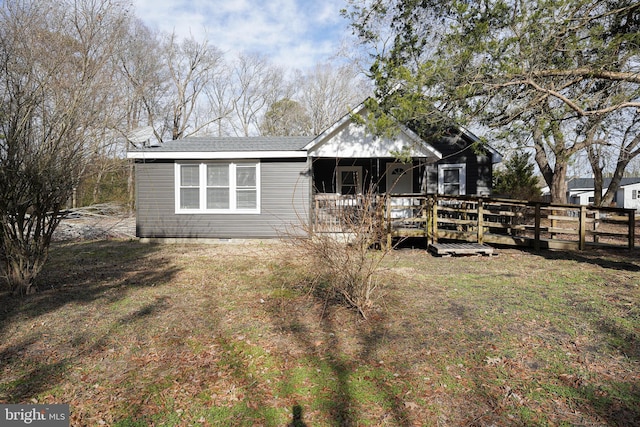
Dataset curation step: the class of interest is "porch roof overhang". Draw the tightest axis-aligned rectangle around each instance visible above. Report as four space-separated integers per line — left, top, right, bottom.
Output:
304 104 442 162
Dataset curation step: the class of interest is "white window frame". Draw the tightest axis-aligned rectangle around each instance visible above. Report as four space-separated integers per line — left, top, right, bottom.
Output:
438 163 466 195
336 166 363 195
175 161 260 214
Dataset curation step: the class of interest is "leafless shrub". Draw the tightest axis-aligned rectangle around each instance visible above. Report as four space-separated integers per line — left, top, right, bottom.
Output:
285 190 392 319
0 0 129 295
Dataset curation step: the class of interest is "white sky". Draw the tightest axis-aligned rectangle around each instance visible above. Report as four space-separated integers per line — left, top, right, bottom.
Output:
131 0 352 70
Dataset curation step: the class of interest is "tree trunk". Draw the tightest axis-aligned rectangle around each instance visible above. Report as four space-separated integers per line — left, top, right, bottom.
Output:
5 257 40 295
600 134 640 207
1 231 49 295
549 162 568 204
602 165 627 208
587 146 604 206
92 168 104 205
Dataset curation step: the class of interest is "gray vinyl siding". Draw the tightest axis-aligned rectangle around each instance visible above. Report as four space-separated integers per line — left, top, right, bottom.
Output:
135 159 310 239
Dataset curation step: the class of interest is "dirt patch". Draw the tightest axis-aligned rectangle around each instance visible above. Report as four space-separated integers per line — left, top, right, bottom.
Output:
52 205 136 241
53 216 136 241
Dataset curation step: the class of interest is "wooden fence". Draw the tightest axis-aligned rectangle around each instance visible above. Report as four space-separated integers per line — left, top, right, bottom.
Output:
314 194 637 251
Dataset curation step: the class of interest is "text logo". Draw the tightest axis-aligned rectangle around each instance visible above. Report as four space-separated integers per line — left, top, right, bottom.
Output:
1 405 69 426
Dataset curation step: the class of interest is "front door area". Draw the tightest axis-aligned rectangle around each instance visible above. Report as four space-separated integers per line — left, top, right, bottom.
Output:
386 163 414 219
386 162 413 194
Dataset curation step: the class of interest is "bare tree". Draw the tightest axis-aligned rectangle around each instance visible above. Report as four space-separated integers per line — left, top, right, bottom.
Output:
204 62 236 136
260 98 312 136
163 34 225 140
117 18 168 143
229 53 290 136
298 62 370 134
0 0 129 295
586 109 640 206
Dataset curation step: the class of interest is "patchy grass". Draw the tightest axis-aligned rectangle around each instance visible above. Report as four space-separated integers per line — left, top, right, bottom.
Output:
1 240 639 426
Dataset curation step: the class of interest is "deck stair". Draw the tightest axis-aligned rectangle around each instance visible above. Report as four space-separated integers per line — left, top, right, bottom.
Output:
428 242 495 257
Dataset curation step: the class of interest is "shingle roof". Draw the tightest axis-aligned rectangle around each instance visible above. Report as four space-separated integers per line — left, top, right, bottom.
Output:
567 177 640 189
128 136 313 153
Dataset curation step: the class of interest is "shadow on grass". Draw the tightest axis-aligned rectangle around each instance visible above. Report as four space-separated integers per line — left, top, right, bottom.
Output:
0 240 177 330
287 404 308 427
265 248 640 426
582 299 640 426
0 240 181 403
267 298 413 427
526 247 640 272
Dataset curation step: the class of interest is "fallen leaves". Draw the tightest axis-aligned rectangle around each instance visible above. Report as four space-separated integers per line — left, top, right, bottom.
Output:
1 241 638 426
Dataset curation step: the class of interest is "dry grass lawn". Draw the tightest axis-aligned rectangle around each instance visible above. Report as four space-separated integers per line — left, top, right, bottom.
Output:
0 239 638 426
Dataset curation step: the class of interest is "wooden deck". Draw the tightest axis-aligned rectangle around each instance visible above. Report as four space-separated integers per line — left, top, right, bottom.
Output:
313 194 637 251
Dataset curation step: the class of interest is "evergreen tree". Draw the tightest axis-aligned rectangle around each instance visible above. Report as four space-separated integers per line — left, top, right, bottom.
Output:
345 0 640 203
493 152 541 201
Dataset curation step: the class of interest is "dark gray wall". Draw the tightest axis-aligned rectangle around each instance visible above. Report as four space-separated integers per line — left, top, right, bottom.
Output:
425 140 493 196
135 159 310 239
425 156 493 196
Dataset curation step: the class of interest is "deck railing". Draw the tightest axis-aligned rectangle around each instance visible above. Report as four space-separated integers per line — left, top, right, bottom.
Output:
312 193 637 250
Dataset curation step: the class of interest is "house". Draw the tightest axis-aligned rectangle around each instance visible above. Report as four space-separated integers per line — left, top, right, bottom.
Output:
564 177 640 210
127 102 502 240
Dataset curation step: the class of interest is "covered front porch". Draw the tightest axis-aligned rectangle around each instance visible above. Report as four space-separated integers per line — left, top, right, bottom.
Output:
311 192 429 240
309 156 436 239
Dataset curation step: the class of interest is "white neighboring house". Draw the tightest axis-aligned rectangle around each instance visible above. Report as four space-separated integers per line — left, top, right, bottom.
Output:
546 177 640 210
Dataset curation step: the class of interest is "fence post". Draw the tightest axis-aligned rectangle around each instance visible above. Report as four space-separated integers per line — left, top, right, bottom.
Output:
579 205 586 250
428 196 438 245
534 203 541 251
422 196 428 246
629 210 636 250
477 198 484 244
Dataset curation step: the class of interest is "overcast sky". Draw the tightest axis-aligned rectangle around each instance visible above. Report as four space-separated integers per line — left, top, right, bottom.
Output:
131 0 353 70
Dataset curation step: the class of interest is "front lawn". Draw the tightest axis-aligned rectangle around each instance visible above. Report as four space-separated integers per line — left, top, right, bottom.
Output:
1 240 638 426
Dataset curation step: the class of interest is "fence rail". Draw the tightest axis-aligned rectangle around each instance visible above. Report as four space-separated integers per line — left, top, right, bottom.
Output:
313 194 637 251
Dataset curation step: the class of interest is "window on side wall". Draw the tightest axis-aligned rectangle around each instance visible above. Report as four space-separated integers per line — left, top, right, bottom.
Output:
438 163 466 195
175 162 260 213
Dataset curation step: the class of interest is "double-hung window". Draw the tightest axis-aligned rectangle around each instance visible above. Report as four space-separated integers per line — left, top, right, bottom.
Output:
438 163 466 195
336 166 362 195
176 162 260 213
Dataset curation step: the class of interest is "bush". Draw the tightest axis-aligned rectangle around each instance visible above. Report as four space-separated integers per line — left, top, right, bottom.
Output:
286 192 391 319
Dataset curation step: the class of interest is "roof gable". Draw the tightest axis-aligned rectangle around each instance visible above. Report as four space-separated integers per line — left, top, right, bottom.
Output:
305 103 442 161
